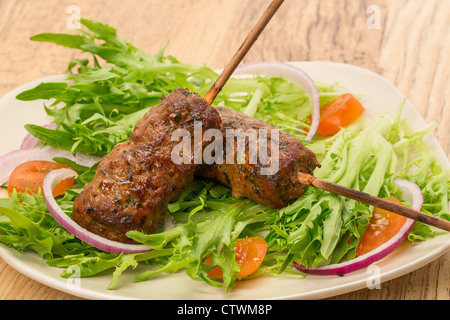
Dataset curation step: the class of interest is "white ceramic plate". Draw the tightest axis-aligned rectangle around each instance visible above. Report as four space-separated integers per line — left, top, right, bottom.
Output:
0 62 448 300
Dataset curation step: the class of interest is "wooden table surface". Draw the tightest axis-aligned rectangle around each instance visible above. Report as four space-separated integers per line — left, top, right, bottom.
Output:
0 0 448 300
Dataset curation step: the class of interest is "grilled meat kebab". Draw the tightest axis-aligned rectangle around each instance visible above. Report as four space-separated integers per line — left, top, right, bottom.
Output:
73 89 318 243
197 107 319 209
72 89 222 243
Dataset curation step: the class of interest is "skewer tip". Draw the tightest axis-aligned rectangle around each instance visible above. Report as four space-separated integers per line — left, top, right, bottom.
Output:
298 172 315 186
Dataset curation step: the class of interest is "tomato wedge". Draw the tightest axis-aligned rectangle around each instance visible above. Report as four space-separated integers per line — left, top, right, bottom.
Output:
317 93 365 136
356 198 408 257
8 160 74 198
205 237 267 279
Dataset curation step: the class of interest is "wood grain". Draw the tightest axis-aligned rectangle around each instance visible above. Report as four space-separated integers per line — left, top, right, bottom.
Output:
0 0 448 300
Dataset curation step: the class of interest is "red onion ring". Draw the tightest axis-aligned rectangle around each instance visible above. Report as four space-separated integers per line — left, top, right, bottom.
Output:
233 61 320 140
293 178 422 276
0 146 100 186
20 124 58 149
43 168 150 255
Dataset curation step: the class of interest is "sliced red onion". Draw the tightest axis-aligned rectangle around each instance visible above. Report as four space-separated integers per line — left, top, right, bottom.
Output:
293 178 422 276
20 123 58 149
0 146 100 186
393 178 424 210
233 61 320 140
43 168 150 255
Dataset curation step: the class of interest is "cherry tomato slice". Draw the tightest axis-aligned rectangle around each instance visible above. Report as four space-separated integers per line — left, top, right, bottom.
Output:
356 198 408 257
8 160 74 198
317 93 365 136
205 237 267 279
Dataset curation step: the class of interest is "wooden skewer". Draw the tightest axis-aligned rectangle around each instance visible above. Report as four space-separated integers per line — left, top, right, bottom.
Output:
203 0 285 105
298 172 450 232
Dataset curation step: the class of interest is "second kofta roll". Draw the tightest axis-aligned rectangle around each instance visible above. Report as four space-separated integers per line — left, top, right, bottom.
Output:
197 107 319 209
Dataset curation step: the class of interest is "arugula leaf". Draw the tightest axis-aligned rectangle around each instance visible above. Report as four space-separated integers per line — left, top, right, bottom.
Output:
16 82 69 101
30 33 92 49
17 19 221 156
24 124 74 152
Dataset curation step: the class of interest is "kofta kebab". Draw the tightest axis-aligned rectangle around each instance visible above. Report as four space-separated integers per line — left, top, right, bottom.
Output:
71 0 450 247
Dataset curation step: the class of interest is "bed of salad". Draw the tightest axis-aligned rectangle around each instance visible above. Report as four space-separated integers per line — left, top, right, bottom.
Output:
0 19 448 293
